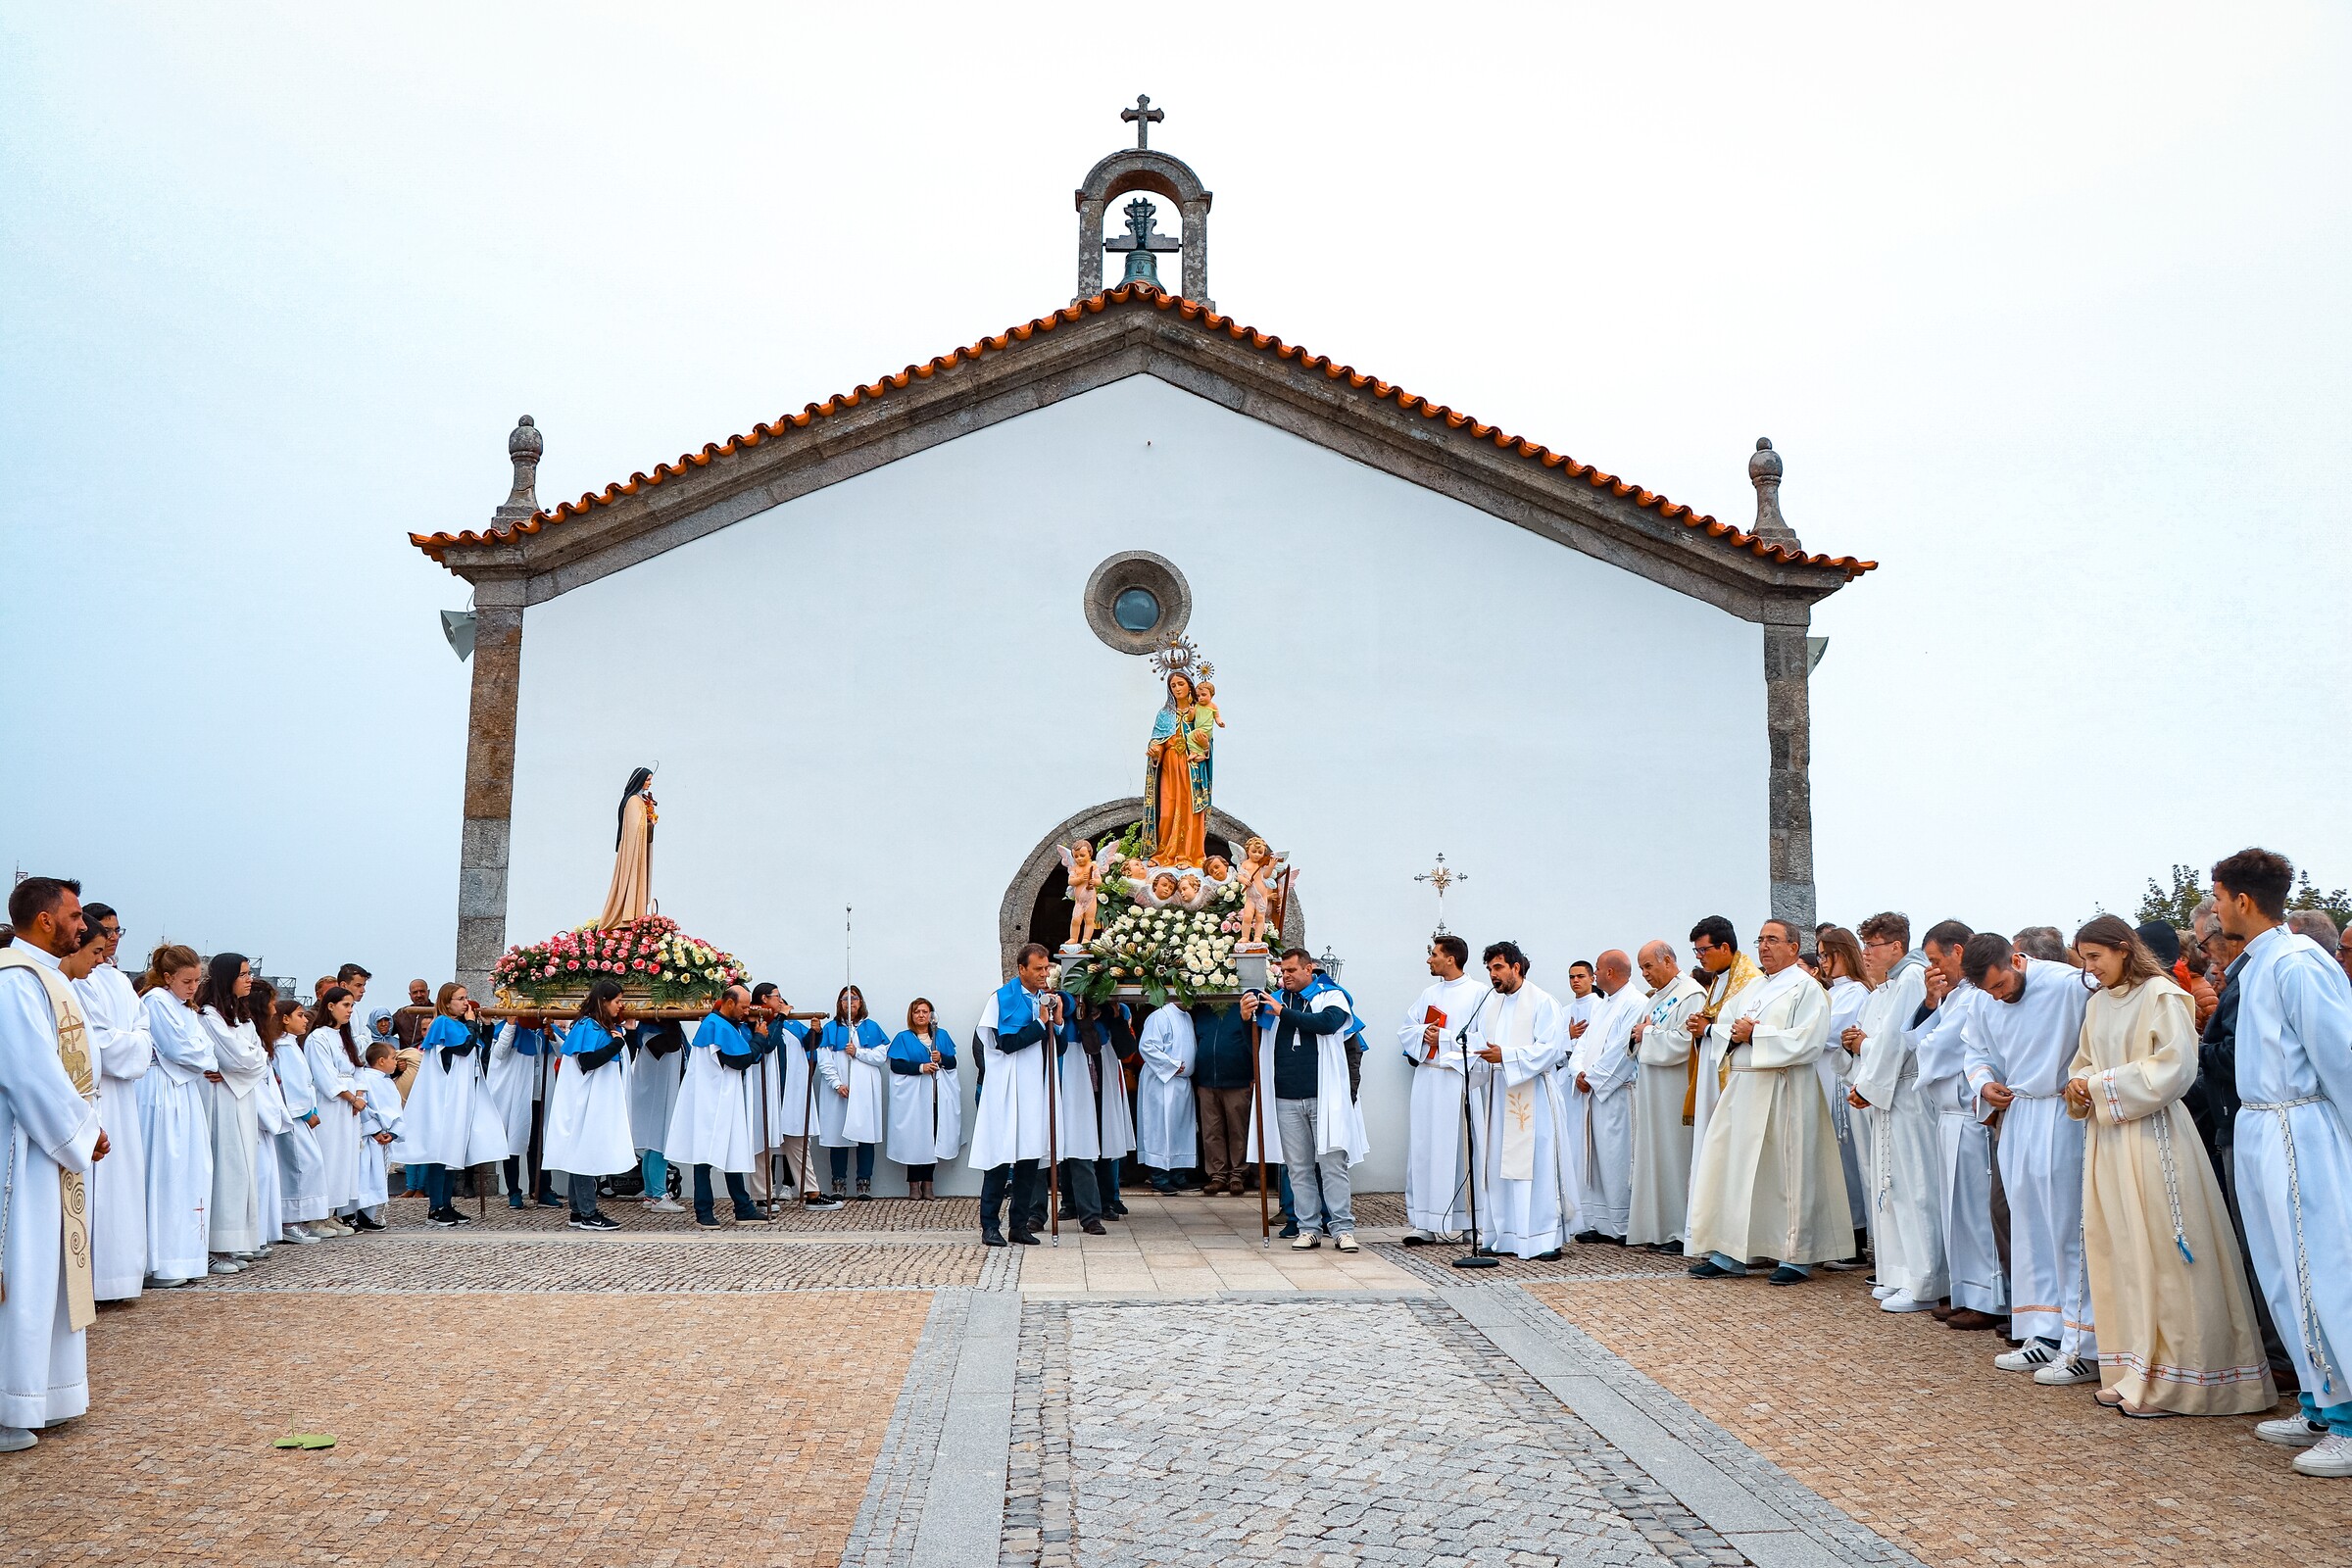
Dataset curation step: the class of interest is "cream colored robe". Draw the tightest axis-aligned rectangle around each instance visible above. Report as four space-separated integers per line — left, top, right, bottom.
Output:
1686 965 1850 1266
2070 975 2275 1414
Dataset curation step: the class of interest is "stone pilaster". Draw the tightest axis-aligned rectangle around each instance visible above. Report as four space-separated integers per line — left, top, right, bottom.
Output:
1763 610 1818 945
456 578 524 993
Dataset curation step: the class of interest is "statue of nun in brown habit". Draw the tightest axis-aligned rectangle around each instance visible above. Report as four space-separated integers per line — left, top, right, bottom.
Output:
594 766 657 929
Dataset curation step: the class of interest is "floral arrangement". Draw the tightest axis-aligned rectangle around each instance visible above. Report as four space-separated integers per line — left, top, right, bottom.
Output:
491 914 748 1005
1071 825 1246 1006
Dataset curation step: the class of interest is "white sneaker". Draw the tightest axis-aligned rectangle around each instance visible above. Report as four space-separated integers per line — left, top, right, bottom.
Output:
1292 1232 1320 1250
2258 1415 2329 1448
280 1228 320 1245
1993 1343 2057 1372
209 1258 243 1275
648 1198 686 1213
2292 1433 2352 1477
0 1427 36 1454
1335 1234 1359 1253
1870 1283 1898 1299
2033 1357 2098 1386
1880 1292 1936 1313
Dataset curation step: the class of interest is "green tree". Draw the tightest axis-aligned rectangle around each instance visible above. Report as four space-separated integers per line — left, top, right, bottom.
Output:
2289 871 2352 929
2134 865 2205 932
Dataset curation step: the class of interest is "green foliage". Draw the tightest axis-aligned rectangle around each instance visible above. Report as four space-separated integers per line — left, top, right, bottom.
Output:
2290 871 2352 929
2134 865 2206 931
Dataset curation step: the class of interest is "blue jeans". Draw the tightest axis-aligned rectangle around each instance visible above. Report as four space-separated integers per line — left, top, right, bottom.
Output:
828 1143 876 1185
641 1149 668 1200
2301 1392 2352 1437
420 1163 452 1210
1276 1098 1352 1235
1096 1157 1122 1210
693 1165 757 1223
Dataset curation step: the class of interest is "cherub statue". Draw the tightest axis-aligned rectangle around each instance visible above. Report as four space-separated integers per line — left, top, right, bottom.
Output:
1056 839 1106 948
1201 854 1232 891
1148 871 1181 906
1175 872 1208 910
1236 837 1278 947
1195 680 1225 731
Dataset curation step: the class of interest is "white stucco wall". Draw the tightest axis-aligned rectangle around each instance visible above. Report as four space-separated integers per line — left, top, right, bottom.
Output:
508 373 1769 1194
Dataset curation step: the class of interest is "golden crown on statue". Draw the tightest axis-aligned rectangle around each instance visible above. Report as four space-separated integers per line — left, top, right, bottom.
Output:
1149 634 1213 685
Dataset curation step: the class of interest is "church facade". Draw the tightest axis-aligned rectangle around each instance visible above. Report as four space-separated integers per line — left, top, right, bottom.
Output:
416 122 1872 1192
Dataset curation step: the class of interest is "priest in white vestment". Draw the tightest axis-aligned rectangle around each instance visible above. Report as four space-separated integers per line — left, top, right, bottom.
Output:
1684 916 1762 1213
1963 936 2098 1379
72 924 152 1301
1910 931 2005 1327
0 882 107 1449
1687 919 1849 1283
1565 952 1642 1243
969 945 1077 1246
1465 942 1575 1259
1134 1001 1198 1189
1397 936 1490 1244
1627 941 1704 1250
2211 849 2352 1474
1847 920 1944 1313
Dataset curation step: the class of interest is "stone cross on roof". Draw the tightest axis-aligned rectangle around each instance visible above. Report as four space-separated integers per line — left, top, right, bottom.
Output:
1121 94 1164 150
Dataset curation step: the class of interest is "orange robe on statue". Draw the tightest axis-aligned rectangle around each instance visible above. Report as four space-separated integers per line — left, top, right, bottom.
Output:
597 795 653 929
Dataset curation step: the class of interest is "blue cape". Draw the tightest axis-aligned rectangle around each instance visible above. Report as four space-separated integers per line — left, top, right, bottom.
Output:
819 1018 888 1051
422 1015 472 1052
693 1011 750 1052
562 1019 614 1057
890 1028 958 1068
1257 974 1347 1033
510 1026 545 1056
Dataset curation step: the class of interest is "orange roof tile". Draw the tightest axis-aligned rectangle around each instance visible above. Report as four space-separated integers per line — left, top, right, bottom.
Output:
412 285 1876 579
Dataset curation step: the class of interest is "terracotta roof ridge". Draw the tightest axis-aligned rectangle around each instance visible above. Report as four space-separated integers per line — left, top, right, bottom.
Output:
412 283 1876 579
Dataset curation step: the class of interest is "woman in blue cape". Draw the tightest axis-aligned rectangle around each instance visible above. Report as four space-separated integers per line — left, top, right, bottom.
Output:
816 986 890 1199
887 999 961 1200
543 981 634 1231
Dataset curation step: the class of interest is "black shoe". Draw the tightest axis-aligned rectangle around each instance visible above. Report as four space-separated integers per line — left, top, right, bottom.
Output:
536 1195 564 1209
1106 1202 1129 1218
803 1194 845 1211
693 1216 728 1230
1476 1245 1511 1258
1688 1259 1740 1279
1278 1221 1300 1239
427 1208 463 1228
1535 1249 1565 1262
1080 1217 1107 1236
1573 1229 1605 1245
1056 1206 1078 1222
508 1197 526 1210
1009 1230 1041 1246
981 1229 1007 1248
735 1209 764 1223
1766 1264 1809 1286
566 1212 613 1231
1645 1240 1686 1255
350 1212 386 1232
448 1209 476 1225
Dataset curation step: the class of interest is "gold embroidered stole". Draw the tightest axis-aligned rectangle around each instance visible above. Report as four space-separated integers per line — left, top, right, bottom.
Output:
1493 991 1541 1181
0 950 97 1330
1689 952 1762 1112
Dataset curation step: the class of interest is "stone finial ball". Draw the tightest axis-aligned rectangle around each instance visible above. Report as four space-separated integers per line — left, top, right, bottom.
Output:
510 415 544 459
1748 436 1782 483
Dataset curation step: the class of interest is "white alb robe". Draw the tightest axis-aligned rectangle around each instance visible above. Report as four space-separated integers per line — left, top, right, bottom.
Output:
967 987 1073 1170
1566 981 1643 1239
1849 956 1944 1299
486 1023 542 1160
0 945 104 1431
1686 965 1850 1266
405 1022 509 1171
136 991 214 1280
269 1038 329 1224
352 1065 405 1208
302 1028 364 1215
544 1036 638 1177
1398 975 1490 1237
74 964 153 1299
1243 990 1370 1172
2229 923 2352 1408
200 1008 267 1252
1628 974 1704 1247
1058 1029 1132 1165
664 1020 761 1173
763 1023 814 1142
814 1026 890 1149
1688 963 1763 1212
1964 959 2094 1352
628 1030 686 1154
1134 1004 1199 1171
1467 982 1575 1257
1820 976 1871 1228
1912 982 2004 1313
885 1035 964 1165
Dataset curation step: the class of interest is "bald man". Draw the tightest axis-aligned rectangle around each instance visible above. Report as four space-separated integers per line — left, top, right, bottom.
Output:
1565 950 1643 1243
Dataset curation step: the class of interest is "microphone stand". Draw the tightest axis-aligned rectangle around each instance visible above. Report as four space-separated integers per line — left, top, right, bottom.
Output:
1452 989 1498 1270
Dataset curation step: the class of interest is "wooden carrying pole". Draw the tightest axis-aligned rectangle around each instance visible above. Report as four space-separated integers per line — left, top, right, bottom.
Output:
1044 996 1061 1246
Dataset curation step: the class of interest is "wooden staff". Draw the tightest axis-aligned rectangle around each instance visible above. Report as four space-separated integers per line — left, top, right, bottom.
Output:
1044 991 1061 1246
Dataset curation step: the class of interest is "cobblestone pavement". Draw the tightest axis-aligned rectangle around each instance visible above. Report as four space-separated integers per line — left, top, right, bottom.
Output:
183 1236 1004 1293
0 1291 925 1567
1006 1297 1772 1568
379 1190 984 1233
1537 1268 2334 1568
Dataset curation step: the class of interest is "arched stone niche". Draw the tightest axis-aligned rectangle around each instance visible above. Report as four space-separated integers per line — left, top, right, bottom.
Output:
999 796 1301 978
1073 149 1212 308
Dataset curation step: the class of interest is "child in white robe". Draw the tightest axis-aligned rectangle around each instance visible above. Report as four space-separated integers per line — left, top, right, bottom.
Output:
304 987 368 1226
351 1041 406 1227
263 998 330 1243
135 948 215 1286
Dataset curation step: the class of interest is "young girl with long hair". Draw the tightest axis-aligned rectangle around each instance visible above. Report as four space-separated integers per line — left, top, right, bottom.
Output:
134 944 214 1285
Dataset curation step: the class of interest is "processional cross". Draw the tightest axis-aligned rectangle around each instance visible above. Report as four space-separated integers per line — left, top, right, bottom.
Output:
1415 854 1467 936
1121 94 1164 149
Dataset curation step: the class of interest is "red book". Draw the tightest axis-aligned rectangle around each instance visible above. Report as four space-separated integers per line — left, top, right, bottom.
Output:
1422 1005 1446 1060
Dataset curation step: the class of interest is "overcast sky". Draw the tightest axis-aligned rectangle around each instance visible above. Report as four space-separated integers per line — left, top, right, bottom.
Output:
5 3 2346 986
